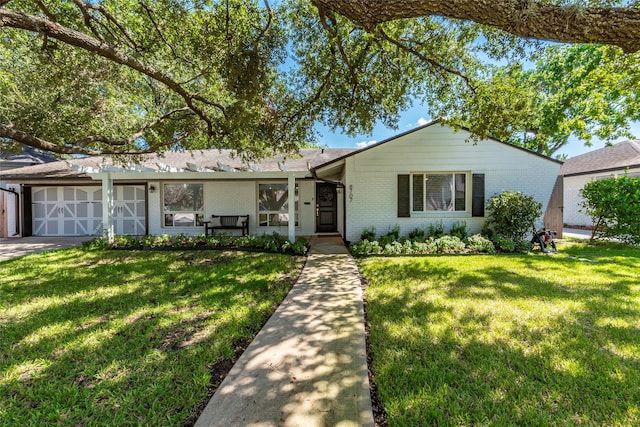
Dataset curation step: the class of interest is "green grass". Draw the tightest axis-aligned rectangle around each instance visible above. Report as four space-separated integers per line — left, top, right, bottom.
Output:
0 248 303 426
360 242 640 426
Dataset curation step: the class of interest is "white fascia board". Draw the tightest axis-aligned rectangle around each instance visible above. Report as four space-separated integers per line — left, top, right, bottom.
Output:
87 171 311 181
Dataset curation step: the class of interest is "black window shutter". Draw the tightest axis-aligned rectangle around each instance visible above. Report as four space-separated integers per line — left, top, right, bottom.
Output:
397 174 410 217
472 173 485 217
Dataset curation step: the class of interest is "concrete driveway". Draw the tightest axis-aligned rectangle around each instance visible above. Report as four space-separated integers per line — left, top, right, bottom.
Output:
0 236 92 262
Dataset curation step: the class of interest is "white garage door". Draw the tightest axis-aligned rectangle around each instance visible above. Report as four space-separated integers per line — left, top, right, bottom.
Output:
32 185 146 236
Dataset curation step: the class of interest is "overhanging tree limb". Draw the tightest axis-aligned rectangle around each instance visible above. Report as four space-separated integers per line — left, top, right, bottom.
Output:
0 123 190 155
312 0 640 53
0 7 226 134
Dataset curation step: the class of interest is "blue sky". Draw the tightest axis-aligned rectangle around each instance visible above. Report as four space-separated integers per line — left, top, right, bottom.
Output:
316 106 640 160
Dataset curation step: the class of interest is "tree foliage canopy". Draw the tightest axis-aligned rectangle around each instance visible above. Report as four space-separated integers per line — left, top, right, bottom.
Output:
580 175 640 244
1 0 639 158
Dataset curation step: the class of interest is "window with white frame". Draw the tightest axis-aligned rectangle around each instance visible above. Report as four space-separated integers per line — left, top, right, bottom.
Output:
258 183 298 227
412 173 467 212
163 183 204 227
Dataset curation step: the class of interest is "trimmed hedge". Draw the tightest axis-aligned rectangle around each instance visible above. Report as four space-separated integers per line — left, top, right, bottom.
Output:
83 232 309 255
350 234 495 257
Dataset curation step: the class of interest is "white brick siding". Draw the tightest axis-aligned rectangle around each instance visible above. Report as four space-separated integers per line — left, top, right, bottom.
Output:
343 124 561 242
563 167 640 227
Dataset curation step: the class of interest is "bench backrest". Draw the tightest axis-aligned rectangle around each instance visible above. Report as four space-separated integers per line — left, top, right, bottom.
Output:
213 215 248 227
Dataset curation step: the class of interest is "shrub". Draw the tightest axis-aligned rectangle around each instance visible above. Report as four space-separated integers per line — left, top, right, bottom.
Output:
580 175 640 244
378 234 396 247
465 234 496 254
412 239 437 254
360 226 377 241
384 224 401 240
493 235 516 252
427 220 445 238
383 241 404 255
435 235 466 253
486 191 542 240
407 227 426 241
514 238 534 253
82 232 307 255
350 240 382 256
480 223 495 240
450 220 468 240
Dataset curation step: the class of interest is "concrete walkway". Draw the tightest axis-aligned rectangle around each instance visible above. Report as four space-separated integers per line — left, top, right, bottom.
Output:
0 236 91 262
562 228 592 240
195 236 374 427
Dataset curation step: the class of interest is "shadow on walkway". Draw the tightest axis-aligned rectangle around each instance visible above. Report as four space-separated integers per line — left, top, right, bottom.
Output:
195 237 373 426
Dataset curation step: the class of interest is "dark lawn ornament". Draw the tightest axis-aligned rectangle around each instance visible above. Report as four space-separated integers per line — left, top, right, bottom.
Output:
532 227 558 253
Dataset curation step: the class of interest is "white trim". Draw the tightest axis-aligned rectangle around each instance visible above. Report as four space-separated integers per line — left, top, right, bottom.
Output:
410 171 471 214
288 173 295 242
102 174 114 242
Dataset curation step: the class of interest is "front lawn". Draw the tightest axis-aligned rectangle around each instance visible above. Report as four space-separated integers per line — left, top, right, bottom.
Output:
0 249 303 426
360 243 640 426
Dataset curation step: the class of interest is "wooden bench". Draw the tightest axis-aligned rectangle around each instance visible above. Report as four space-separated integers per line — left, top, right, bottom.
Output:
204 214 249 236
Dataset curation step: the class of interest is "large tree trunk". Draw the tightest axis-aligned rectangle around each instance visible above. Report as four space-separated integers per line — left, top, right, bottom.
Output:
313 0 640 52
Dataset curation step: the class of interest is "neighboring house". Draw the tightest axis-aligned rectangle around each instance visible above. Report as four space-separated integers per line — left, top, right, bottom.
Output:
0 122 562 242
1 147 56 237
561 140 640 227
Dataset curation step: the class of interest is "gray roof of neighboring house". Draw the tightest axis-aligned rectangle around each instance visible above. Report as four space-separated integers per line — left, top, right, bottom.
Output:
0 146 57 170
560 140 640 177
0 148 357 181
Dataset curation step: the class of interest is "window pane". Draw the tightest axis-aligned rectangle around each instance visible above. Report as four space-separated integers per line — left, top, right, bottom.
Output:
271 213 289 226
174 213 195 227
163 184 204 212
259 184 289 212
426 175 453 211
455 174 466 211
412 174 424 211
164 213 174 227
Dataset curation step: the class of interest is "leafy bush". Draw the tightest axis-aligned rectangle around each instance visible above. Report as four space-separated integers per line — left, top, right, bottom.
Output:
408 227 426 241
350 240 382 256
493 235 516 252
580 175 640 244
480 222 495 240
515 238 534 253
83 233 308 255
465 234 496 254
360 226 377 241
450 220 468 240
427 220 445 238
384 224 401 240
383 241 404 255
411 239 437 254
486 191 542 240
435 235 466 253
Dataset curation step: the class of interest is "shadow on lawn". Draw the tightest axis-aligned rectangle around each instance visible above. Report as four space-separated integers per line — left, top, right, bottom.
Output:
0 250 300 426
364 251 640 425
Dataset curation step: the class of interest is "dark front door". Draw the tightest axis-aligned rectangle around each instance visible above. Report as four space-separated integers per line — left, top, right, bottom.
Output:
316 183 337 232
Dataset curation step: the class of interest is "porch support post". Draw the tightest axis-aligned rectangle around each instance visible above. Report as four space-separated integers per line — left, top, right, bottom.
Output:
102 173 115 243
288 172 295 242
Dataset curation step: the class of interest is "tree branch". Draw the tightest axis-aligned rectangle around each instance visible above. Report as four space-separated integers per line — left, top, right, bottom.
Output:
0 123 191 156
0 8 226 136
312 0 640 53
317 7 377 105
375 27 477 92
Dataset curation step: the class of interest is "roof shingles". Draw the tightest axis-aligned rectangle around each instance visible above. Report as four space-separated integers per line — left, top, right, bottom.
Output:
560 140 640 177
0 148 356 181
